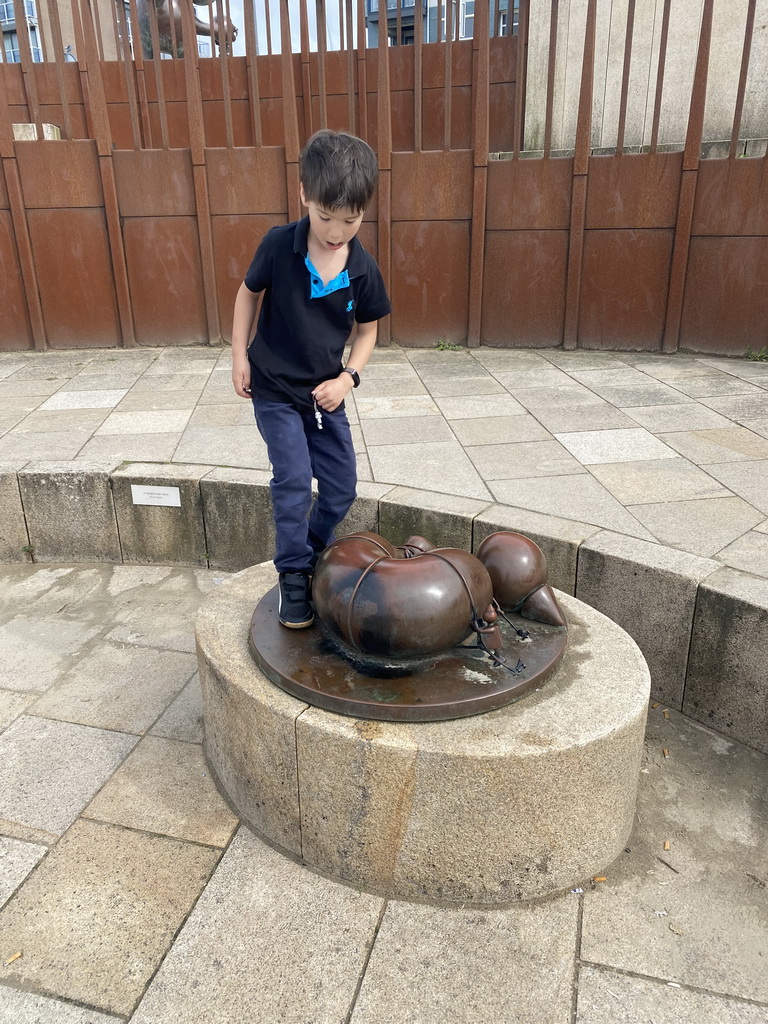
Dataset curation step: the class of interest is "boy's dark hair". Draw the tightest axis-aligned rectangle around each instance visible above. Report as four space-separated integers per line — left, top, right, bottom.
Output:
299 129 378 213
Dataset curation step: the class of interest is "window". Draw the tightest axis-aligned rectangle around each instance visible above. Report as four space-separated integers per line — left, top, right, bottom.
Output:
460 0 474 39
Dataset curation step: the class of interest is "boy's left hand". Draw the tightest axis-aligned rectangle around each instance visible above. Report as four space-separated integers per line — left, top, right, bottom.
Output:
312 373 354 413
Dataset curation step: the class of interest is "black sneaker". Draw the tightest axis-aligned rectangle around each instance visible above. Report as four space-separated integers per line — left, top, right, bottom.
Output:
278 572 314 629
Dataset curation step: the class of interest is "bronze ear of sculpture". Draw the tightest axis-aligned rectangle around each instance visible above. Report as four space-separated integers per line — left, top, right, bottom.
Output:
136 0 238 59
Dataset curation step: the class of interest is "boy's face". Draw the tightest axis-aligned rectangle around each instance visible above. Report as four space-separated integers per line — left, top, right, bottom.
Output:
300 183 364 253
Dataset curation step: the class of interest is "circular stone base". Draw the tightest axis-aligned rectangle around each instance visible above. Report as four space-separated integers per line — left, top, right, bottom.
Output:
197 564 651 904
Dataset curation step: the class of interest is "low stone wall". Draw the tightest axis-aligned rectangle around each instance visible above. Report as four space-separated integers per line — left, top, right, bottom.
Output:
2 459 766 754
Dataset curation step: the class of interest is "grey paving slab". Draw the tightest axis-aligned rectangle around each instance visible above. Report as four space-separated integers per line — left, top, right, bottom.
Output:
0 379 69 397
0 431 87 461
659 426 768 463
149 674 204 743
587 382 699 407
172 425 270 469
756 518 768 534
667 374 765 398
9 357 91 380
434 393 527 419
629 357 723 381
95 408 193 435
698 357 768 380
701 393 768 422
130 827 383 1024
361 362 424 381
38 390 127 411
130 373 208 394
581 707 768 1004
0 835 47 909
355 395 440 418
466 439 587 480
0 987 123 1023
0 716 137 834
588 457 732 505
196 383 244 405
422 374 506 397
715 529 768 576
368 440 492 500
628 496 765 558
350 899 579 1024
513 384 607 410
0 689 35 730
554 428 679 464
542 350 633 370
187 402 255 427
0 818 219 1017
571 367 657 388
703 459 768 514
488 475 656 540
83 735 238 847
0 464 29 562
450 413 553 445
114 389 200 411
625 403 735 432
0 615 102 693
575 966 768 1023
74 432 181 462
494 366 578 390
9 409 108 436
0 360 27 379
470 348 554 370
360 414 454 446
31 642 197 733
521 402 639 433
59 373 144 392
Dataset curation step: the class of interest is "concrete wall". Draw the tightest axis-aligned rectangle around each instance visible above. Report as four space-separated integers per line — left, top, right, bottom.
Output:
524 0 768 152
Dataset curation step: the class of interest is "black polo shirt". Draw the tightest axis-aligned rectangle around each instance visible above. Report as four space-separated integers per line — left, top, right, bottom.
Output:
244 217 391 410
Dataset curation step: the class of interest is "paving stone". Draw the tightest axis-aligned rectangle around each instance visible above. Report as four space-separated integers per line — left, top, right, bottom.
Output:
0 689 35 730
683 567 768 753
576 532 719 708
575 966 768 1023
702 460 768 515
84 735 238 847
0 818 219 1017
0 615 102 692
587 382 699 407
14 409 109 433
667 374 765 398
130 373 208 393
659 426 768 463
38 390 127 411
701 394 768 422
355 395 440 418
523 402 638 432
554 428 679 465
0 987 123 1023
0 835 47 909
0 431 87 461
0 463 29 562
450 414 553 445
466 439 587 480
0 716 137 834
369 441 492 500
434 394 527 419
19 461 121 563
114 389 200 411
714 530 768 577
378 486 492 549
187 402 254 427
423 374 506 397
172 425 270 470
130 828 383 1024
31 641 197 733
360 415 454 446
488 475 656 541
150 675 204 743
200 467 275 571
588 457 731 505
473 504 600 595
625 403 734 432
350 899 578 1024
543 350 634 370
59 373 143 392
470 349 553 370
571 367 656 388
111 463 209 566
0 380 73 398
628 495 765 558
514 384 607 411
581 708 768 1004
74 433 182 462
96 409 193 435
494 367 576 390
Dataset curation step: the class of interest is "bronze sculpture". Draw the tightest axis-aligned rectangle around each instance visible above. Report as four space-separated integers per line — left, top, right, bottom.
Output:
249 531 569 722
136 0 238 59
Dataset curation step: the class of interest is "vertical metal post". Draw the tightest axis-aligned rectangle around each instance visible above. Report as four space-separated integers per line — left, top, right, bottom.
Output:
244 0 264 146
543 0 559 158
729 0 756 160
376 0 392 344
280 0 302 221
467 0 489 347
615 0 636 156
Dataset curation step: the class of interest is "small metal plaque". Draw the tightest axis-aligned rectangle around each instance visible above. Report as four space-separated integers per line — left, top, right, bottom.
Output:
130 484 181 507
249 586 568 722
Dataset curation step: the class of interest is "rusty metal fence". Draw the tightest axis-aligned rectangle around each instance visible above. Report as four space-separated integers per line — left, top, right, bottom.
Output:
1 0 766 354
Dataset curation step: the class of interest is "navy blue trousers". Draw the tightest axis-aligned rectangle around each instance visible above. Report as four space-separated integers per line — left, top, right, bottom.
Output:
252 395 357 573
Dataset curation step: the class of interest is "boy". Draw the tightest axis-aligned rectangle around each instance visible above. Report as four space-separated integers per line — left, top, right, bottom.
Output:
231 129 391 629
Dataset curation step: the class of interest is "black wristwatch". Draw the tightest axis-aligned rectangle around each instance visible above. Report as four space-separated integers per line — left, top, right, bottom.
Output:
342 367 360 388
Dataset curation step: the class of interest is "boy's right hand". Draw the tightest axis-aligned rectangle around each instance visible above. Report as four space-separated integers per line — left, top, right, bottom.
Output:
232 355 252 398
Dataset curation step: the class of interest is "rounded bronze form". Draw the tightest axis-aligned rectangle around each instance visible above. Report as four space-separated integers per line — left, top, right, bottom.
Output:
312 534 493 660
476 531 566 627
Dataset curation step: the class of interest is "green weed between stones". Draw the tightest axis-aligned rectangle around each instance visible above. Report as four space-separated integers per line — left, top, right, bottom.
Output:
745 346 768 361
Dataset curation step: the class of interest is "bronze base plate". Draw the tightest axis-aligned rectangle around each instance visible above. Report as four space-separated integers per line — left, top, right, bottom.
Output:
249 586 568 722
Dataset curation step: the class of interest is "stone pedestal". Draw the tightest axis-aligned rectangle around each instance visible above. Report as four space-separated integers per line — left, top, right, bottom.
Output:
196 564 650 903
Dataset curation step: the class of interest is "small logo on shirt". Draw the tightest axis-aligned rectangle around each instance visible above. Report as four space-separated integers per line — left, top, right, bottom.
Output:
346 300 354 312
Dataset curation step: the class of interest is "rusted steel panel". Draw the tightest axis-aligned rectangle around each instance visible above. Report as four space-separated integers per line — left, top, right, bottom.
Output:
663 169 697 353
212 212 286 343
0 210 33 350
145 103 191 149
421 39 473 89
391 151 473 221
489 83 516 154
0 165 8 209
100 63 130 104
42 103 88 141
692 159 768 237
579 229 673 351
205 147 288 216
391 220 470 346
489 33 517 86
420 87 472 151
27 208 120 348
487 159 572 231
113 149 196 217
0 65 26 106
586 153 682 230
123 215 208 346
199 57 249 102
680 236 768 355
16 140 102 209
481 230 568 347
202 101 253 147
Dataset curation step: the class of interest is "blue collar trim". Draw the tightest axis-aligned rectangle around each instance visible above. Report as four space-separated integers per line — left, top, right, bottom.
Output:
304 254 350 298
